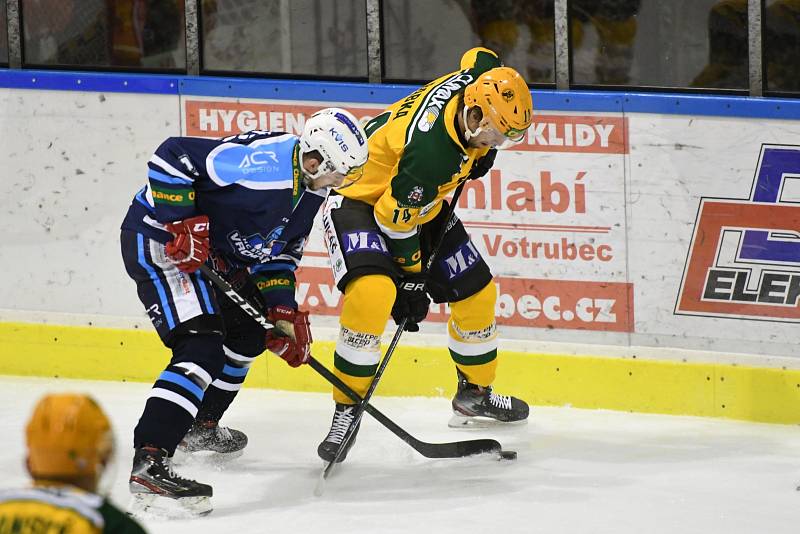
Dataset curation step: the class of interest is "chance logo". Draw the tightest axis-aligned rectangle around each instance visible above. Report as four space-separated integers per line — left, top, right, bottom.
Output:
676 145 800 322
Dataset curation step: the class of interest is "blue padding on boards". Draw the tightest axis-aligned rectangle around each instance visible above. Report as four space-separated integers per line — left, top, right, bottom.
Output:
620 92 800 120
530 90 624 112
2 68 800 119
0 69 179 94
179 76 416 105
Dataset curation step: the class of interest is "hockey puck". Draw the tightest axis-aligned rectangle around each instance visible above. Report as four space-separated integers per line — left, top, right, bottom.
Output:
498 450 517 460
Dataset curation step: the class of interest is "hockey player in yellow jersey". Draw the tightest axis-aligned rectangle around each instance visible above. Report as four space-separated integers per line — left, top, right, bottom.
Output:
318 47 532 462
0 393 147 533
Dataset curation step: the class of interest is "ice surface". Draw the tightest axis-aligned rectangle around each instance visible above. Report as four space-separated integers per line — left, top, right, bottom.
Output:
1 376 798 534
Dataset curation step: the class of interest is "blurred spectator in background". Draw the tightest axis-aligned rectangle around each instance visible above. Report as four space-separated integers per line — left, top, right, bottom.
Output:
201 0 278 72
109 0 184 68
21 0 183 68
0 0 8 64
465 0 554 83
691 0 749 89
571 0 642 85
22 0 109 65
691 0 800 92
458 0 641 85
0 393 147 533
200 0 367 77
765 0 800 92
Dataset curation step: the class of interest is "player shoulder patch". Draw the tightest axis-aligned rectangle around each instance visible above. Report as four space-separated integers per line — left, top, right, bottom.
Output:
417 106 441 133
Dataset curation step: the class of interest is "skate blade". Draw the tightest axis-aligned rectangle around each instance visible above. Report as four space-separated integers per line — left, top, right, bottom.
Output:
448 412 529 429
128 493 212 519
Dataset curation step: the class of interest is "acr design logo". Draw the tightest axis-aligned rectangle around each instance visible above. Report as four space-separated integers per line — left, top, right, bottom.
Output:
238 149 279 172
676 145 800 322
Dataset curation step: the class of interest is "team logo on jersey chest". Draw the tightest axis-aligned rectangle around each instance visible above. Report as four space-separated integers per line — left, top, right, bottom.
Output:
228 226 285 261
407 185 425 205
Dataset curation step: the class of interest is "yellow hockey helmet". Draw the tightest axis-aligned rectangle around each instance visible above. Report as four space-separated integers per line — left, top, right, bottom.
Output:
26 394 114 479
464 66 533 141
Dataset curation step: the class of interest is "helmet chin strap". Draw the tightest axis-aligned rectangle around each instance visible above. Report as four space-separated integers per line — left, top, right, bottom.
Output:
302 168 345 191
300 146 325 181
463 106 493 143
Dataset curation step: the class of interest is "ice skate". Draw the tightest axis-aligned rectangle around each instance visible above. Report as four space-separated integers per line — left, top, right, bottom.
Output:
317 403 360 463
128 446 212 518
177 419 248 459
449 371 529 428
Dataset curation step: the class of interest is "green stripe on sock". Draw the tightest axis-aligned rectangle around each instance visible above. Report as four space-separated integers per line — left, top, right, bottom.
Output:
449 348 497 366
334 352 378 377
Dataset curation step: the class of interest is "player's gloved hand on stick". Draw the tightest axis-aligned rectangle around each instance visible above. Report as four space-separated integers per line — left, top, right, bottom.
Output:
265 305 312 367
467 149 497 181
391 274 431 332
165 215 210 273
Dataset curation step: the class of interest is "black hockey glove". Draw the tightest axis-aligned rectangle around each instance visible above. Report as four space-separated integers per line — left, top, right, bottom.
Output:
467 149 497 180
391 274 431 332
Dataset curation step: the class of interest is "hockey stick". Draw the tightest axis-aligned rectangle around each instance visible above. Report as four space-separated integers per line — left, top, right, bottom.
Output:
197 263 504 458
316 317 407 492
318 181 499 489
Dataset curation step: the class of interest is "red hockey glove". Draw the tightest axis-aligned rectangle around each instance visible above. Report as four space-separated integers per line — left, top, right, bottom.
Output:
164 215 210 273
264 305 312 367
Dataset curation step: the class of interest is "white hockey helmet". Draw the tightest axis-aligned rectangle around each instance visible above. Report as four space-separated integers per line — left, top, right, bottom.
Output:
299 107 369 188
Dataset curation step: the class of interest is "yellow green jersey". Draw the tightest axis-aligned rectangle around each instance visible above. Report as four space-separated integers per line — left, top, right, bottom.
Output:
340 47 502 271
0 485 146 534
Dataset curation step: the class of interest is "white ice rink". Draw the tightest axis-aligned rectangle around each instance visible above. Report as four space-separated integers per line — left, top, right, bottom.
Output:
0 375 798 534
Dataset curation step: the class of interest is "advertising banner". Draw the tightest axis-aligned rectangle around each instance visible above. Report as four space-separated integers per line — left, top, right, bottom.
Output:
2 75 800 361
677 145 800 322
182 97 633 333
627 114 800 358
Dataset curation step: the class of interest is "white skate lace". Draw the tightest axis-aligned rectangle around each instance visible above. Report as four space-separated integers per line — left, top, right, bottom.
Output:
160 455 191 483
217 426 233 441
326 406 355 445
488 389 513 411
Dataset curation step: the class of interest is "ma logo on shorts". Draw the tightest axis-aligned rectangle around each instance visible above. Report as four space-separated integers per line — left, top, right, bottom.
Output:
441 240 480 280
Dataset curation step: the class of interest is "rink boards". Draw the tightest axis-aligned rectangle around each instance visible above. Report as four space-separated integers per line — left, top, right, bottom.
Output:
0 70 799 424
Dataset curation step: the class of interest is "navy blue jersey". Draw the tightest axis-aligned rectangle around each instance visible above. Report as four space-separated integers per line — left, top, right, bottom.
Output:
121 130 326 276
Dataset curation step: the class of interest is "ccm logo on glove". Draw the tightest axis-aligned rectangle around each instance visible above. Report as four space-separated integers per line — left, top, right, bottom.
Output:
264 305 313 367
165 215 211 273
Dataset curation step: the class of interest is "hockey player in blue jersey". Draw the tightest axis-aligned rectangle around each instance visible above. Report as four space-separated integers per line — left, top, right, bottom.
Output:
120 108 369 516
